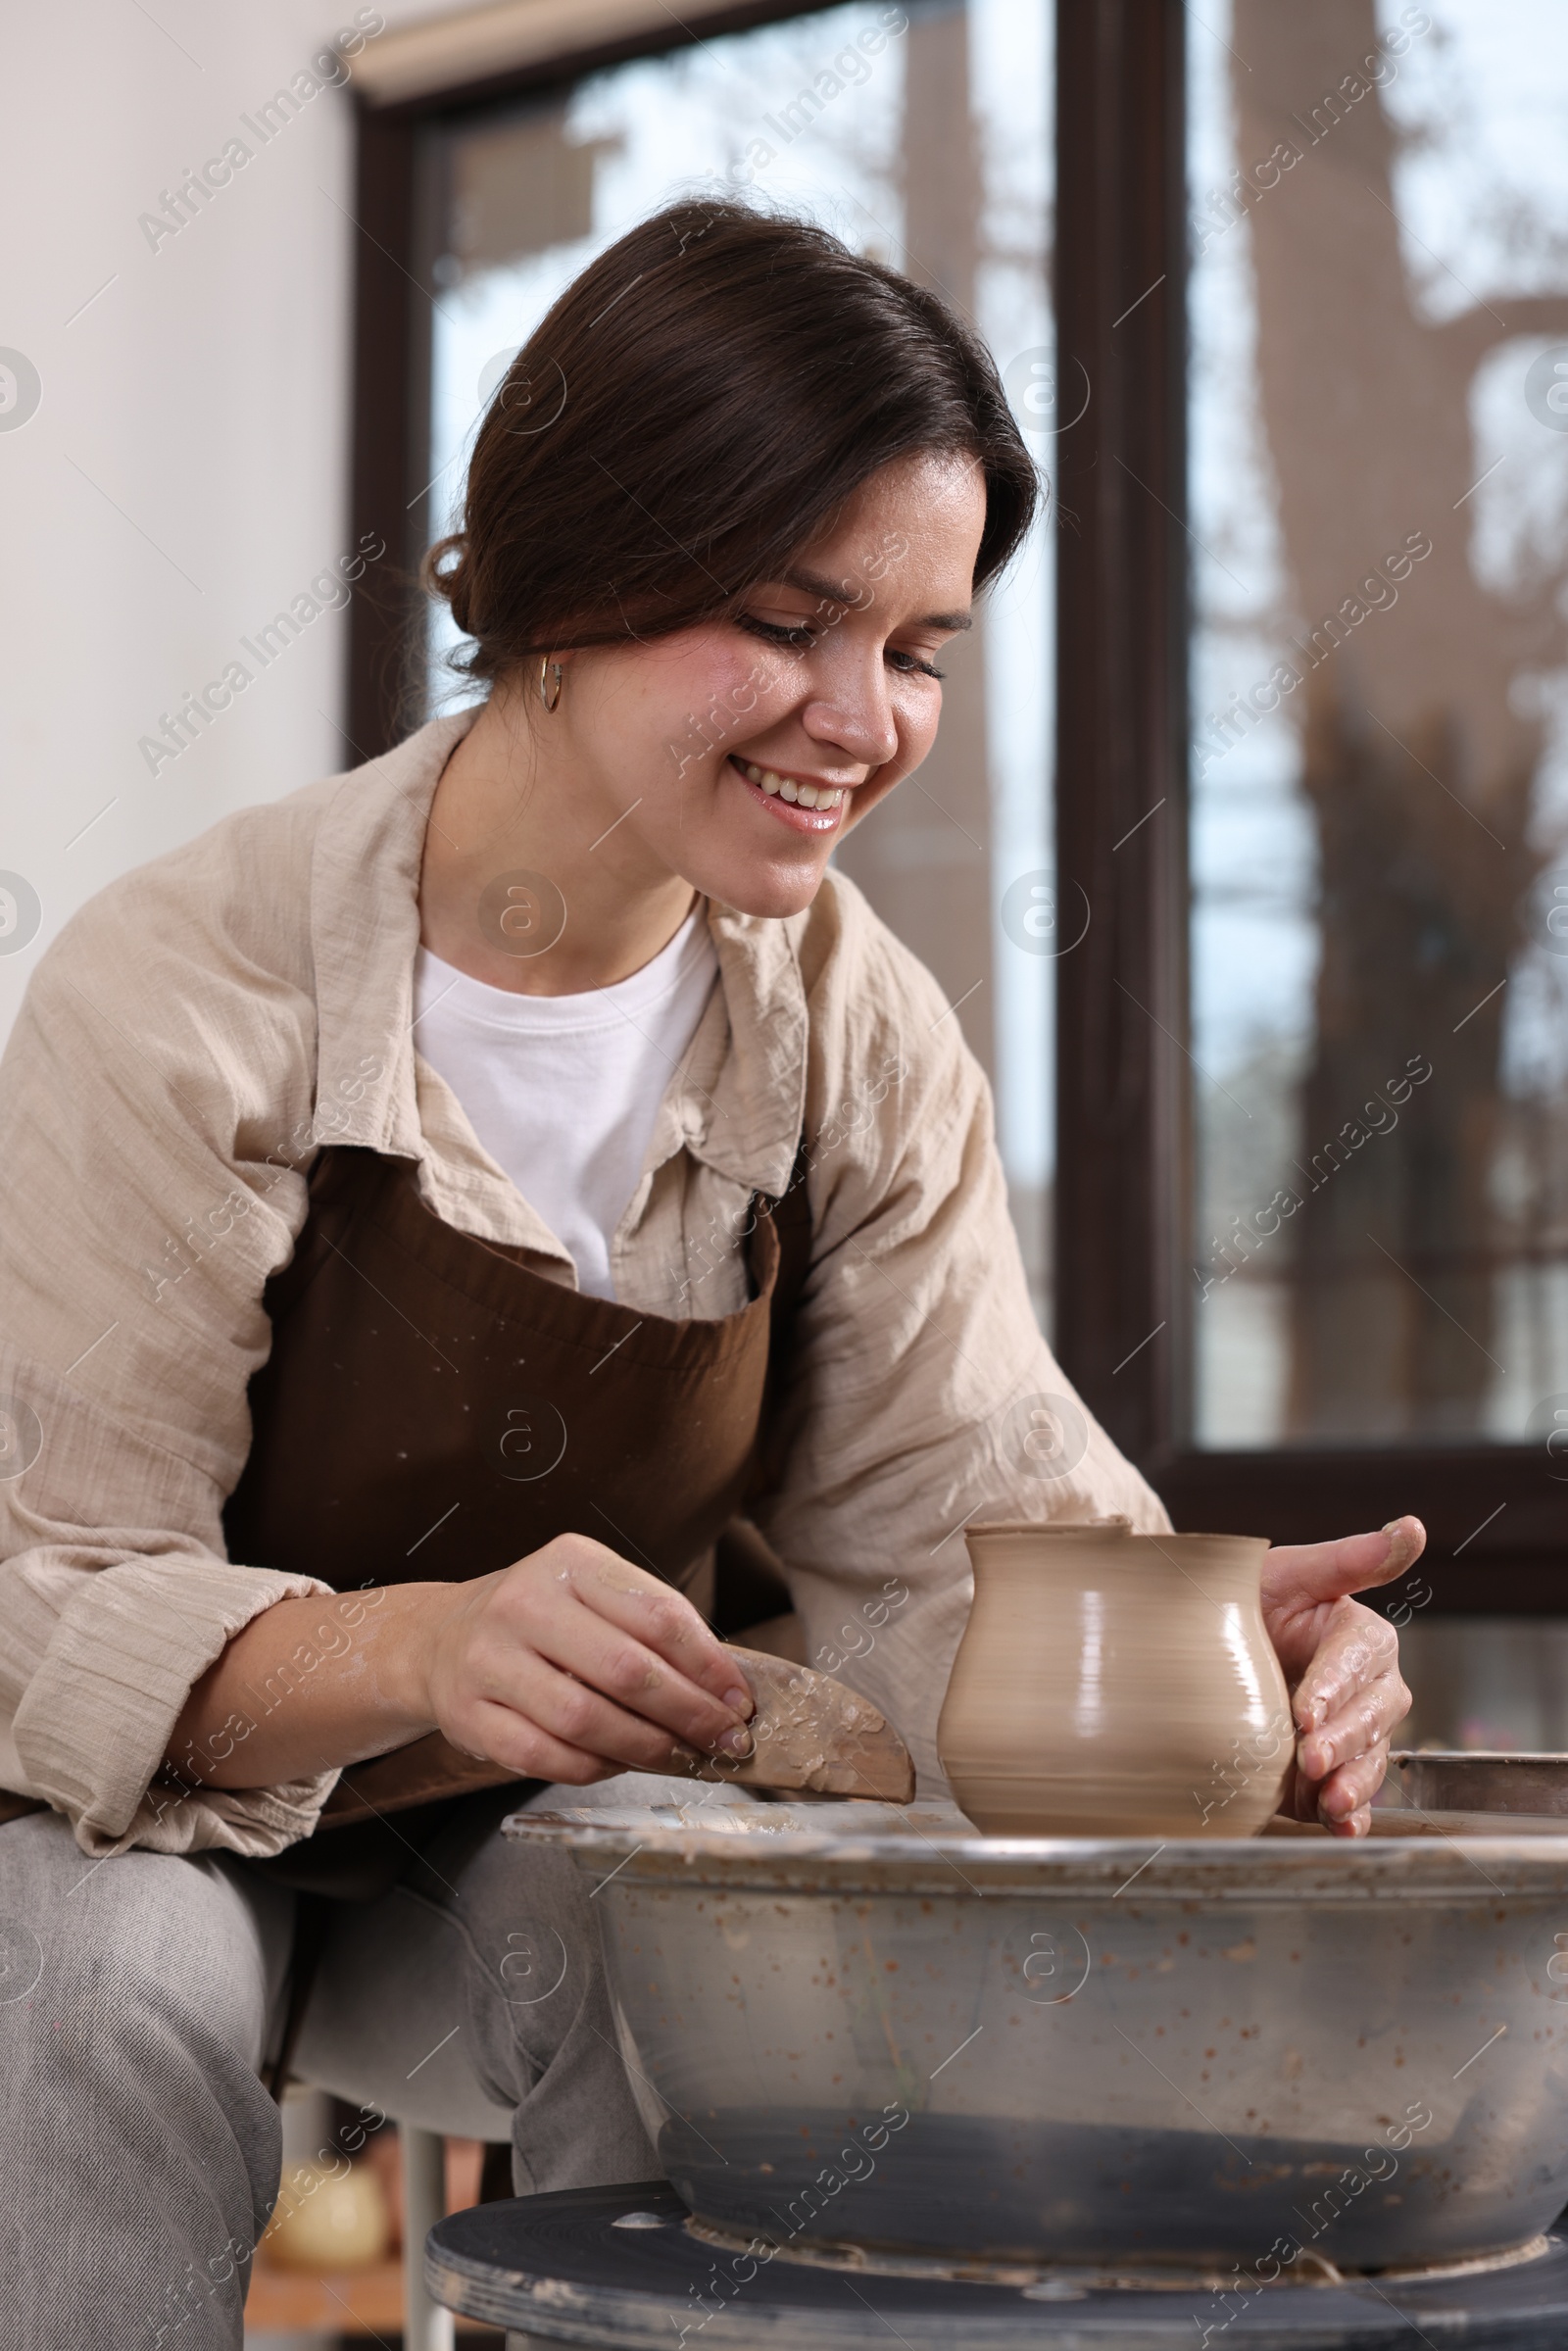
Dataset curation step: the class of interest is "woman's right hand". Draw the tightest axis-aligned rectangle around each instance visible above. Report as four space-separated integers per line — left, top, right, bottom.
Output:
411 1533 757 1785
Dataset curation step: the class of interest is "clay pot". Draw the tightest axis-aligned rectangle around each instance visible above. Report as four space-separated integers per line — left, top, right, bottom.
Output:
937 1520 1293 1837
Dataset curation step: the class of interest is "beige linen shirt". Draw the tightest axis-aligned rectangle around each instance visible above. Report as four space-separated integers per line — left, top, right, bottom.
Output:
0 711 1168 1858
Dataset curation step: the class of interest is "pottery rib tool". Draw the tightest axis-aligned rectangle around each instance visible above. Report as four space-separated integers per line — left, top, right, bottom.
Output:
318 1643 914 1827
664 1645 915 1800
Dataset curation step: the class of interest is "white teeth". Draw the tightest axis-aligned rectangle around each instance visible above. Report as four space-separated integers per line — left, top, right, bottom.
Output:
737 757 845 811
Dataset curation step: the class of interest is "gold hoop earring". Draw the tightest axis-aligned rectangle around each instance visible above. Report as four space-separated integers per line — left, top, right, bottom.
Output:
538 657 564 712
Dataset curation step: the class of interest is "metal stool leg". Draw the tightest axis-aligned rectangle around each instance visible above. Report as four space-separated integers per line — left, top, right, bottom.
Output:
402 2123 455 2351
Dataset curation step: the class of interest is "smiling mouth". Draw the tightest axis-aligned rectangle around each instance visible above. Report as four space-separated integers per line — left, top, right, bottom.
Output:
729 755 851 832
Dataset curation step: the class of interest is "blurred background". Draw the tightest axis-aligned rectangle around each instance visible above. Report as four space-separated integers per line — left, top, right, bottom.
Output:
6 0 1568 2337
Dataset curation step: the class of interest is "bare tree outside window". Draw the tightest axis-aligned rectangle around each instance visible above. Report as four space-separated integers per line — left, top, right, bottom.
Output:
1190 0 1568 1447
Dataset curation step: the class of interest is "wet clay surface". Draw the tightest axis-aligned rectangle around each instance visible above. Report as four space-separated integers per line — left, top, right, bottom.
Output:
938 1524 1293 1838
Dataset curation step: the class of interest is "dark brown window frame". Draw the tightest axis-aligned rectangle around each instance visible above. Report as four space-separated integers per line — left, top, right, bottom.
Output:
348 0 1566 1612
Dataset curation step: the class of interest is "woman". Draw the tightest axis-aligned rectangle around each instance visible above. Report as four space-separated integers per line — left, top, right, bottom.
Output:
0 201 1412 2342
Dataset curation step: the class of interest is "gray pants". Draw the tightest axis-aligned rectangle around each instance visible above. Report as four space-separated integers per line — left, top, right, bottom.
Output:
0 1785 660 2349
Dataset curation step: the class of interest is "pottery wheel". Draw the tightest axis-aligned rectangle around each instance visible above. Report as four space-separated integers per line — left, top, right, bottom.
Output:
427 2183 1568 2346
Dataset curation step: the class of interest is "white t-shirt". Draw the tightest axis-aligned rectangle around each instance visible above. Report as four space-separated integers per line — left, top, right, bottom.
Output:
412 907 719 1301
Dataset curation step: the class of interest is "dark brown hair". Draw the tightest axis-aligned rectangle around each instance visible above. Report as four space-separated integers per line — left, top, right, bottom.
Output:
424 198 1038 682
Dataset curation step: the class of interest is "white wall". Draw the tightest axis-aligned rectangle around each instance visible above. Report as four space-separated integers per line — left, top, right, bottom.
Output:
0 0 467 1049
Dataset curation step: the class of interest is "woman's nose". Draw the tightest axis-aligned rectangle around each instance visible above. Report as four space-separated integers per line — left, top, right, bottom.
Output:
801 665 900 769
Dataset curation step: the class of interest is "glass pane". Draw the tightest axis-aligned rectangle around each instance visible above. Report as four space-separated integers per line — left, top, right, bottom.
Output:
1188 0 1568 1446
416 0 1054 1323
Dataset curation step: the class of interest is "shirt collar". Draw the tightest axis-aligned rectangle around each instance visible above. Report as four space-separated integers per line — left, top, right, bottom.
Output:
675 904 807 1201
310 710 808 1204
312 708 479 1161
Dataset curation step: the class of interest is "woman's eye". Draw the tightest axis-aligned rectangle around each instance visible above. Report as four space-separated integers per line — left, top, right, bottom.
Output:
738 612 944 679
738 613 816 650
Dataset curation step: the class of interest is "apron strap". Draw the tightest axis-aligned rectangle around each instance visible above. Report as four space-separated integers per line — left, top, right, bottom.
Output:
715 1135 813 1631
765 1134 813 1339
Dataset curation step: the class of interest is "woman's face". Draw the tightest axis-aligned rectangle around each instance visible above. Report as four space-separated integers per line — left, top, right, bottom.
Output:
546 450 989 919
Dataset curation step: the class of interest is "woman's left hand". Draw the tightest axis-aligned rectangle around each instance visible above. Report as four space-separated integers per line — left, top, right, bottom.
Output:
1260 1516 1421 1837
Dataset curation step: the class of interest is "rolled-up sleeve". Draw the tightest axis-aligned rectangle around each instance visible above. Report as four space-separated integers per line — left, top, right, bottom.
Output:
0 814 338 1856
756 884 1170 1790
1 1353 335 1856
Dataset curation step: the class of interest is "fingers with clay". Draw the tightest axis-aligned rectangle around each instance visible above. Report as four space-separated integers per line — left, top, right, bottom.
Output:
550 1540 757 1727
1273 1515 1420 1837
420 1533 759 1788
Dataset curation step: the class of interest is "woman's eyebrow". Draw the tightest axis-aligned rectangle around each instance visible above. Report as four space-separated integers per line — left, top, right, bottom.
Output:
775 563 973 631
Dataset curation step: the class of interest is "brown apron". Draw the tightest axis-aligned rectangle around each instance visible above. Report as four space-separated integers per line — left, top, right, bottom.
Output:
220 1142 809 1901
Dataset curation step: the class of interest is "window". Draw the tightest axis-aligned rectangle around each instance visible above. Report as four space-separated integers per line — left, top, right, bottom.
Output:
1054 0 1568 1609
1190 1 1568 1455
